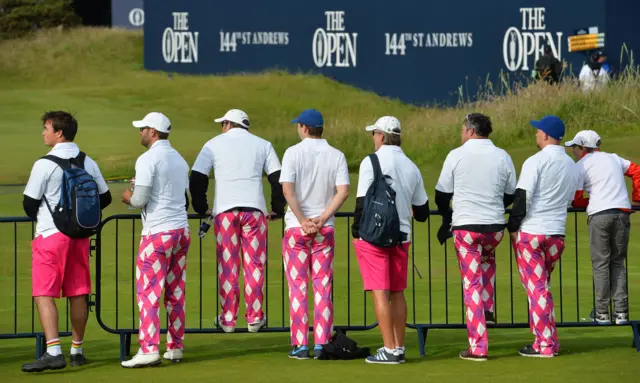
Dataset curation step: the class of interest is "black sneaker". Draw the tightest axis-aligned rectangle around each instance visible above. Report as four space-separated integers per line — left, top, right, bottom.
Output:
70 354 87 367
459 350 487 362
485 311 496 324
519 344 554 358
21 352 67 372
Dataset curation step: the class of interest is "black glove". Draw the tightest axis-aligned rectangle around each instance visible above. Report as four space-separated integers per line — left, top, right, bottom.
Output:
437 220 453 245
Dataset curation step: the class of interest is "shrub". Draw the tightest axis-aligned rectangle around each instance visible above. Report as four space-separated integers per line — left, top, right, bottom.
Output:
0 0 80 39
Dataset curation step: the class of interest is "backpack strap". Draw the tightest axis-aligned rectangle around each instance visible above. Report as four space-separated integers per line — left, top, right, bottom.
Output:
368 153 382 183
71 152 87 169
40 151 87 170
40 155 72 170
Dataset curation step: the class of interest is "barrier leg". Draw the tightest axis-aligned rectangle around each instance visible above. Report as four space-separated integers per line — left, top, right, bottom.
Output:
632 323 640 352
416 326 429 357
125 333 132 356
119 333 133 361
35 333 45 359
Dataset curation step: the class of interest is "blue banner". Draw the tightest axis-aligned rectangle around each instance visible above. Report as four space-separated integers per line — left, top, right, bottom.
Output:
112 0 144 30
143 0 638 105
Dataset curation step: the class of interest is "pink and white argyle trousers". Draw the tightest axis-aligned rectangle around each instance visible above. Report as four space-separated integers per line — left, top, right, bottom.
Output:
283 227 335 346
453 230 504 356
136 228 190 353
515 232 565 356
214 210 267 327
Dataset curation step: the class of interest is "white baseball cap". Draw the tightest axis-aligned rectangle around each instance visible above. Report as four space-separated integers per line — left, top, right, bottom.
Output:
132 112 171 133
214 109 250 128
564 130 601 148
365 116 402 135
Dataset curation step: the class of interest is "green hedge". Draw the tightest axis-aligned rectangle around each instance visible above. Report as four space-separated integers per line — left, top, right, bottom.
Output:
0 0 80 39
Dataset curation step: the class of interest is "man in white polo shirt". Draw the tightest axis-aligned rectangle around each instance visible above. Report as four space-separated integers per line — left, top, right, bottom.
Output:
352 116 429 364
190 109 285 333
435 113 517 361
120 112 191 368
21 111 111 373
565 129 640 325
280 108 350 359
506 115 577 358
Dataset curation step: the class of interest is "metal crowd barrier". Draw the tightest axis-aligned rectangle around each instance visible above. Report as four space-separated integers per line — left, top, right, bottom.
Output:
0 217 95 358
2 207 638 361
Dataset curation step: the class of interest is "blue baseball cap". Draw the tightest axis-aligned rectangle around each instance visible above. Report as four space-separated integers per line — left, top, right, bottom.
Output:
530 115 565 140
291 109 324 128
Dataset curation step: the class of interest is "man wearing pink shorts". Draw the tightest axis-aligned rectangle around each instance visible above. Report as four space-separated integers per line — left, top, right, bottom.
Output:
507 115 577 358
352 116 429 364
189 109 285 333
121 112 191 367
22 111 112 372
280 109 350 359
435 113 517 361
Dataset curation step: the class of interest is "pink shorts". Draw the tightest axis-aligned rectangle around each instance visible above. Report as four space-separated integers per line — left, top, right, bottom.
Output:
354 239 410 292
32 232 91 298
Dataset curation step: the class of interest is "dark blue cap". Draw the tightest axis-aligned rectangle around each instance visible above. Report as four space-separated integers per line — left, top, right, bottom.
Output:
291 109 324 128
530 115 565 140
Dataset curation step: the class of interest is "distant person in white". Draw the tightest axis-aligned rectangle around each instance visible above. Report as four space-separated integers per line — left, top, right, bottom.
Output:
435 113 517 362
121 112 191 368
579 52 609 92
189 109 286 333
280 108 350 360
506 115 577 358
566 129 640 325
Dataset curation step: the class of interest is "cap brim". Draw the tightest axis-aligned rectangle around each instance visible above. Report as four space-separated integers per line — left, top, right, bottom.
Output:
564 140 577 147
529 120 541 129
365 125 378 132
290 118 299 124
132 120 147 128
213 117 225 123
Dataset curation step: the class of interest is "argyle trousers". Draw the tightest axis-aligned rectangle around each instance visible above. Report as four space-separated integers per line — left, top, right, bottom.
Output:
515 231 565 356
453 230 504 356
136 227 190 353
283 227 335 346
214 210 268 327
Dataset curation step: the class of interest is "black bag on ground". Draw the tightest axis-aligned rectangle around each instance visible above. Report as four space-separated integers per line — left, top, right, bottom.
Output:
316 330 370 360
358 154 402 247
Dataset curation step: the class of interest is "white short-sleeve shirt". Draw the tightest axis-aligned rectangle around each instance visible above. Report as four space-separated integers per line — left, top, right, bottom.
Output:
517 145 578 236
435 139 517 227
134 140 190 235
191 128 281 216
575 151 631 215
279 138 350 229
23 142 109 238
356 145 428 235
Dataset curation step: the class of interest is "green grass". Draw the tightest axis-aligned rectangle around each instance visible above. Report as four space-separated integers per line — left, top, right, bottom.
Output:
1 27 640 382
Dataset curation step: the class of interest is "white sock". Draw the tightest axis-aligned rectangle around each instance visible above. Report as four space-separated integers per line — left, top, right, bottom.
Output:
384 347 395 354
46 338 62 356
396 346 405 354
70 340 83 355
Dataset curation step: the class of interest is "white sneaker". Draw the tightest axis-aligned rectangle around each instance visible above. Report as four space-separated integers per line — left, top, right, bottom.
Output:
214 316 235 333
163 349 183 362
248 317 266 333
121 351 161 368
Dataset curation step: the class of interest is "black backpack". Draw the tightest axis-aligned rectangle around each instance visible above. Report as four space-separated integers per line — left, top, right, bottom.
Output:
42 152 102 239
359 154 402 247
316 330 370 360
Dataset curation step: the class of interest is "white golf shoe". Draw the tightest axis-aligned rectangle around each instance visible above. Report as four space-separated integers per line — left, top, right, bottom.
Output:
163 349 183 362
121 351 161 368
248 317 266 333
